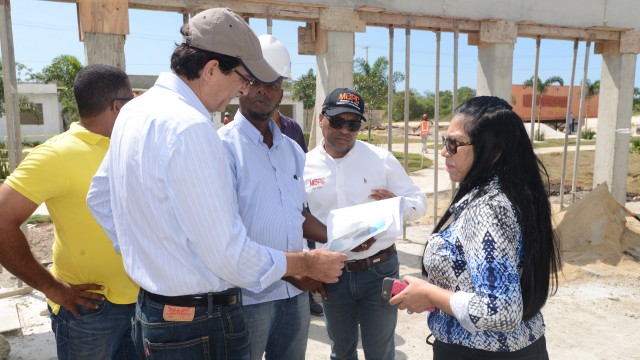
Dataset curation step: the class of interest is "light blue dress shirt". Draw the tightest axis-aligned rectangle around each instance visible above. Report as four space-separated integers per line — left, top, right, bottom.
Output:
87 72 286 296
218 113 306 305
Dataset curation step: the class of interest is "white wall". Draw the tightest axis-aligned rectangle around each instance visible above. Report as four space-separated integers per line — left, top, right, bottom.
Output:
0 83 62 143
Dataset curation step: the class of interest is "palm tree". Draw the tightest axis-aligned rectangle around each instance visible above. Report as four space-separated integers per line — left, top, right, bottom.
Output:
581 79 599 129
523 75 564 137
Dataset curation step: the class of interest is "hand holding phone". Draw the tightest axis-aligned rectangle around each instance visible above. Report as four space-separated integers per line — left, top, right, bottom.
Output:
381 277 407 300
382 277 436 313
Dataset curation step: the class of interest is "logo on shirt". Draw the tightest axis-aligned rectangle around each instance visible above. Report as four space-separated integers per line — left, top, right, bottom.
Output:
309 177 326 189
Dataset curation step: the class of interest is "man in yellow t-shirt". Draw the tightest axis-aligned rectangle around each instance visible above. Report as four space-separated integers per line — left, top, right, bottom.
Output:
0 64 138 359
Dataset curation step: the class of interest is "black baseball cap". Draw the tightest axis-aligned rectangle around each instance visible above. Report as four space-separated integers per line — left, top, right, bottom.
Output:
322 88 366 121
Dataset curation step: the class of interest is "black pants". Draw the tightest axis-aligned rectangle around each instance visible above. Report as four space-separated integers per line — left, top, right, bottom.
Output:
433 336 549 360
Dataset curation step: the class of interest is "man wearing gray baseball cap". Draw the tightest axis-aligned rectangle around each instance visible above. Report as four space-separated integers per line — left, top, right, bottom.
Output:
87 8 346 360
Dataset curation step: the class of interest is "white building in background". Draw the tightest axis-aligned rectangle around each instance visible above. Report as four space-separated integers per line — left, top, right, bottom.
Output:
0 82 62 144
129 74 305 132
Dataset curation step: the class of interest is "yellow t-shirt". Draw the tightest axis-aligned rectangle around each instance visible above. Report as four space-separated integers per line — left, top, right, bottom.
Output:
4 122 139 313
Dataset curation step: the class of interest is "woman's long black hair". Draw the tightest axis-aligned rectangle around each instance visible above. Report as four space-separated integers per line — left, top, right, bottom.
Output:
426 96 561 321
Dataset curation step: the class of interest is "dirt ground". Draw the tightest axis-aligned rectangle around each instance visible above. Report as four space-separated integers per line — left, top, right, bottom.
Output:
1 188 640 359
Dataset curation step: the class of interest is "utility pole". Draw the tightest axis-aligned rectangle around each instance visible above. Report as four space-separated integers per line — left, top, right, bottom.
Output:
0 0 22 172
363 45 370 64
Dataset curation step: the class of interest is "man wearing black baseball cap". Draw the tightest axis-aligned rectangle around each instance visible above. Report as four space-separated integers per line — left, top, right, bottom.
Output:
304 88 427 359
87 8 346 359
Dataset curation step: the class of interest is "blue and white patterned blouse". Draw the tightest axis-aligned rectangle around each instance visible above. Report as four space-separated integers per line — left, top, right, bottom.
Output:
423 176 545 352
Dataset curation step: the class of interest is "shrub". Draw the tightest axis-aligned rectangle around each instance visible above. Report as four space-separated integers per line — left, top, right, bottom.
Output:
535 129 545 142
631 137 640 154
581 128 595 140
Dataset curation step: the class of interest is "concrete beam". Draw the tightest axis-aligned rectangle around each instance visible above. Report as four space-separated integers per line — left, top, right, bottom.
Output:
480 21 517 44
319 8 365 32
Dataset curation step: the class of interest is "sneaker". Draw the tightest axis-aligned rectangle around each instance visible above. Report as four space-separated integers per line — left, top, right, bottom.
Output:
310 299 324 316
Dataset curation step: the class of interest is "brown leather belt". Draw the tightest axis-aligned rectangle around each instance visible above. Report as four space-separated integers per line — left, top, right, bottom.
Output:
142 288 240 307
344 245 397 272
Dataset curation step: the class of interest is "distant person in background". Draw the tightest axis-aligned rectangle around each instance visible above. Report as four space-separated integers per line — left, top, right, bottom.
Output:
420 113 432 152
0 64 138 359
305 88 427 360
224 111 232 125
390 96 561 360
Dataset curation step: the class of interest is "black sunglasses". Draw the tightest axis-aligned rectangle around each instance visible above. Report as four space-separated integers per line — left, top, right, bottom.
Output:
323 113 362 132
441 135 472 155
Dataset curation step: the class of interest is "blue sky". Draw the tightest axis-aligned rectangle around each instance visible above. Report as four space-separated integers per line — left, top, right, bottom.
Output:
10 0 640 94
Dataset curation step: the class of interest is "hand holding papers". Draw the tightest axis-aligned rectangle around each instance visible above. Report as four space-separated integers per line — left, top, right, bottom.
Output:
327 197 405 253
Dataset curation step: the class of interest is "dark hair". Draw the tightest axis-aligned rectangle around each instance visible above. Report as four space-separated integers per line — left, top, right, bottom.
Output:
73 64 130 118
429 96 561 321
170 24 241 80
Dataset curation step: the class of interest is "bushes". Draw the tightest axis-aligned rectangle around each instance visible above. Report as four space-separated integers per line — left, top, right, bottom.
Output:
0 142 8 180
581 128 595 140
631 137 640 154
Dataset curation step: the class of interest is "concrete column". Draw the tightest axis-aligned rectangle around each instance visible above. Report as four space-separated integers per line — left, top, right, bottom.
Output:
593 40 637 203
312 31 355 148
300 8 363 149
474 21 517 102
84 33 127 70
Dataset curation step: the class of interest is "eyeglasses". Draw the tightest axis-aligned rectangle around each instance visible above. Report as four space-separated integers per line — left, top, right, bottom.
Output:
112 97 134 104
441 135 472 155
233 69 255 87
323 113 362 132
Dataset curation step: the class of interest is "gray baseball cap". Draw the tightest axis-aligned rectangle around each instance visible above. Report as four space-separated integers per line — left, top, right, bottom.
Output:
184 8 280 84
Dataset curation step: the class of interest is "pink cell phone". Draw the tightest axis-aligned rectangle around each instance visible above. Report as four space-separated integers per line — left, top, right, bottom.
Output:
382 277 406 300
381 277 436 313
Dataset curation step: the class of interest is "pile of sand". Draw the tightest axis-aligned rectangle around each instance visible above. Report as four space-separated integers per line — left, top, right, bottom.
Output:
553 182 640 280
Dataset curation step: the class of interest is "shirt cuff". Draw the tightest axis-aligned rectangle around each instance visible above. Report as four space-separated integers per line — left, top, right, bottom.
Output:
450 291 479 333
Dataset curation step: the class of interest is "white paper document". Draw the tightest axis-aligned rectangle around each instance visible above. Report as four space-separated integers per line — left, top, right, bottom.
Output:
327 197 405 253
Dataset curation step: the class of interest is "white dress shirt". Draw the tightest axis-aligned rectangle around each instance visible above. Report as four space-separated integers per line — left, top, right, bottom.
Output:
304 140 427 260
87 72 286 296
218 113 306 305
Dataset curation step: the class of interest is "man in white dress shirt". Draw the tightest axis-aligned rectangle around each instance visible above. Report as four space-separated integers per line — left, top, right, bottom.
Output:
87 8 345 360
304 88 427 360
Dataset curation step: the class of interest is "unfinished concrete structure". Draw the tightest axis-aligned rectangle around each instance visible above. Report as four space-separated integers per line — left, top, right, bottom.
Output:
43 0 640 204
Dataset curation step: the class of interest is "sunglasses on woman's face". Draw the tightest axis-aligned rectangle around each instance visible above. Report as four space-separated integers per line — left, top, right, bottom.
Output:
441 135 472 155
324 113 362 132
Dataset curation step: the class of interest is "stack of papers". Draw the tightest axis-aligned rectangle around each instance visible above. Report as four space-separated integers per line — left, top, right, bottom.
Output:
327 197 405 253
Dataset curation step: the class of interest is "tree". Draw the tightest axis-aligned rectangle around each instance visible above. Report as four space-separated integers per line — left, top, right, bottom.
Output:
30 55 83 128
291 68 315 110
0 61 39 119
353 57 404 113
581 79 599 129
291 68 316 132
392 90 423 122
523 75 564 136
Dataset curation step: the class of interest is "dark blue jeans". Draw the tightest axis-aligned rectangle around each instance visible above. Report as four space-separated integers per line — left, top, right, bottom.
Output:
132 291 250 360
243 292 310 360
322 253 400 360
49 299 136 359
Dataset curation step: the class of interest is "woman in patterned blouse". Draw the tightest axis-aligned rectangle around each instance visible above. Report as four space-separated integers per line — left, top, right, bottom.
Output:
390 96 561 359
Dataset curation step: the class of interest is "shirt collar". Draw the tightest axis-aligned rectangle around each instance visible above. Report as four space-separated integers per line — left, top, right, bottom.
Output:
449 176 500 216
155 72 211 120
68 122 109 146
233 110 283 146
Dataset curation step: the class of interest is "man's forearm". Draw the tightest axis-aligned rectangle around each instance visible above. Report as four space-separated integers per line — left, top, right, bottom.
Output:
0 227 60 294
301 209 328 244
